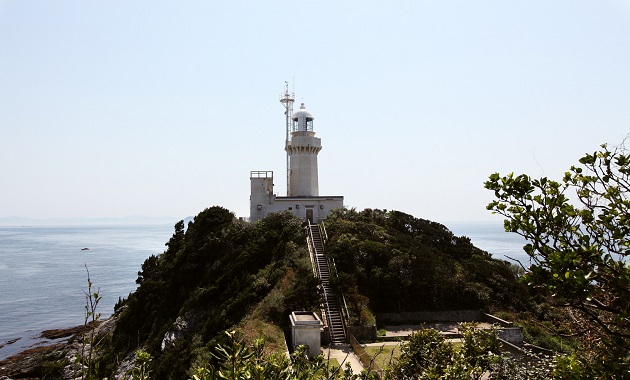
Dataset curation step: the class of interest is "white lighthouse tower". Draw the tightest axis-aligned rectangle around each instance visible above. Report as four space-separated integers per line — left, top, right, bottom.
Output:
249 85 343 223
287 103 321 197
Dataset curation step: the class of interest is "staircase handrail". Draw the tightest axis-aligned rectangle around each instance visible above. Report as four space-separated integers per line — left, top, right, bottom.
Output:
307 223 322 277
306 232 318 278
317 221 348 342
329 257 349 339
320 221 329 244
308 223 336 342
306 223 320 278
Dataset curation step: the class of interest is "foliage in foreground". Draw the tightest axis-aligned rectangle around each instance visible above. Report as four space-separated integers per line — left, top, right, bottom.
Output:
189 330 376 380
486 142 630 376
129 326 565 380
384 323 558 380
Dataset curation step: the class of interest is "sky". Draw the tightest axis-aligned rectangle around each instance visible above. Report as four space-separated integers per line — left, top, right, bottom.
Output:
1 0 629 224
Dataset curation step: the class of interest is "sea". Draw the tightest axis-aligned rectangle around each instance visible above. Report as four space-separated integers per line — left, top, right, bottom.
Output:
0 224 174 360
0 221 529 360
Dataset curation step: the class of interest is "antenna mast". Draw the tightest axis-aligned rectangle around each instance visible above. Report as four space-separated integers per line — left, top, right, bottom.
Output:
279 81 295 196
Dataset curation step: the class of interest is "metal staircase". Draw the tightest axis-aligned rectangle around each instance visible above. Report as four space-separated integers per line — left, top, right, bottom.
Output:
308 223 347 345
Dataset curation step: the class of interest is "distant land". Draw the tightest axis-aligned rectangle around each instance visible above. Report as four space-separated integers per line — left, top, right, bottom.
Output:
0 215 184 226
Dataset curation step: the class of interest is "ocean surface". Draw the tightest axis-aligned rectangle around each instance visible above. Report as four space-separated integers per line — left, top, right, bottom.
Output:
0 221 529 360
447 221 530 264
0 224 174 360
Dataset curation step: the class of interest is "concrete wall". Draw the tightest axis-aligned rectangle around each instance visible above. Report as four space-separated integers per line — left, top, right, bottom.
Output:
499 338 526 357
481 313 513 327
377 310 482 324
250 194 343 222
250 172 274 221
287 132 321 197
320 325 330 346
376 310 524 346
496 328 524 346
346 325 377 343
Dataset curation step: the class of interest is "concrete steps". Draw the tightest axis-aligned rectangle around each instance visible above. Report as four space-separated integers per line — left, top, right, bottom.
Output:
310 223 346 345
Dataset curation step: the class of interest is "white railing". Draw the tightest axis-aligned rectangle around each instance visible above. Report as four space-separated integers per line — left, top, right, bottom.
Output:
250 170 273 178
318 221 349 341
321 221 329 244
329 257 349 340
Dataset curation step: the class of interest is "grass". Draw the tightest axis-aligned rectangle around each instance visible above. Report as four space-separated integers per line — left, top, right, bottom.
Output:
238 317 288 355
326 358 341 369
318 358 347 379
363 344 402 370
364 340 463 372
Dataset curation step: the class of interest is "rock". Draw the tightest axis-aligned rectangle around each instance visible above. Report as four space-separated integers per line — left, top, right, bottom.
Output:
0 338 20 350
161 315 188 351
41 323 98 339
0 343 66 379
0 315 119 380
114 350 138 379
161 309 206 351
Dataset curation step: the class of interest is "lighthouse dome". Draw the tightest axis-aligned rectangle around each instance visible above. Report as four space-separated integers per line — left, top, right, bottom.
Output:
292 103 314 121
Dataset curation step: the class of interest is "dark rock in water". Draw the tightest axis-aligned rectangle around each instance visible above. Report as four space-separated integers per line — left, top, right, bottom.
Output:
40 323 99 339
81 247 90 251
0 337 20 350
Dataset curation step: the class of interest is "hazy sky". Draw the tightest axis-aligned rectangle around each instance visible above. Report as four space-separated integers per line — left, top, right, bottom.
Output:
1 1 629 224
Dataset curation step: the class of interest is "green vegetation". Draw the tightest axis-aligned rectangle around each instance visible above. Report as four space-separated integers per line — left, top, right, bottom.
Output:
382 324 568 380
486 142 630 376
325 208 530 315
188 330 374 380
385 324 503 379
363 344 400 371
80 192 596 377
12 142 630 378
74 265 104 379
493 310 573 354
96 207 321 378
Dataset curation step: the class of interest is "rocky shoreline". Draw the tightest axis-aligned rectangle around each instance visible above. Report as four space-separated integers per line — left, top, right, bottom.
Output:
0 342 67 379
0 322 106 379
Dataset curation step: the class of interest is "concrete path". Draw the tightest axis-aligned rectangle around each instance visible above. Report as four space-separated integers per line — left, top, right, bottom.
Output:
382 322 492 338
364 338 462 348
364 341 404 347
322 344 364 374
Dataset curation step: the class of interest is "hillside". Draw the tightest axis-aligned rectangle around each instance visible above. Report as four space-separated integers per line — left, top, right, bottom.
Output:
101 207 320 377
7 206 532 379
324 208 529 318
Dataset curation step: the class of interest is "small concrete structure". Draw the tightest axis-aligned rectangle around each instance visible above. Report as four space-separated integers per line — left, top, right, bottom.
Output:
290 311 323 358
250 170 343 223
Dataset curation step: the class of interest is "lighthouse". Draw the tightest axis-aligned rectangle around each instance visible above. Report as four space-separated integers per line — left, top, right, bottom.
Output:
287 102 321 197
249 85 343 223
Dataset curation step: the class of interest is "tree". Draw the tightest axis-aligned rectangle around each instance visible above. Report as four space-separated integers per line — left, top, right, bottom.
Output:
485 143 630 374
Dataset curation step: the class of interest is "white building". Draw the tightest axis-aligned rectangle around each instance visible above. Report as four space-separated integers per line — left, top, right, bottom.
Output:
250 90 343 223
